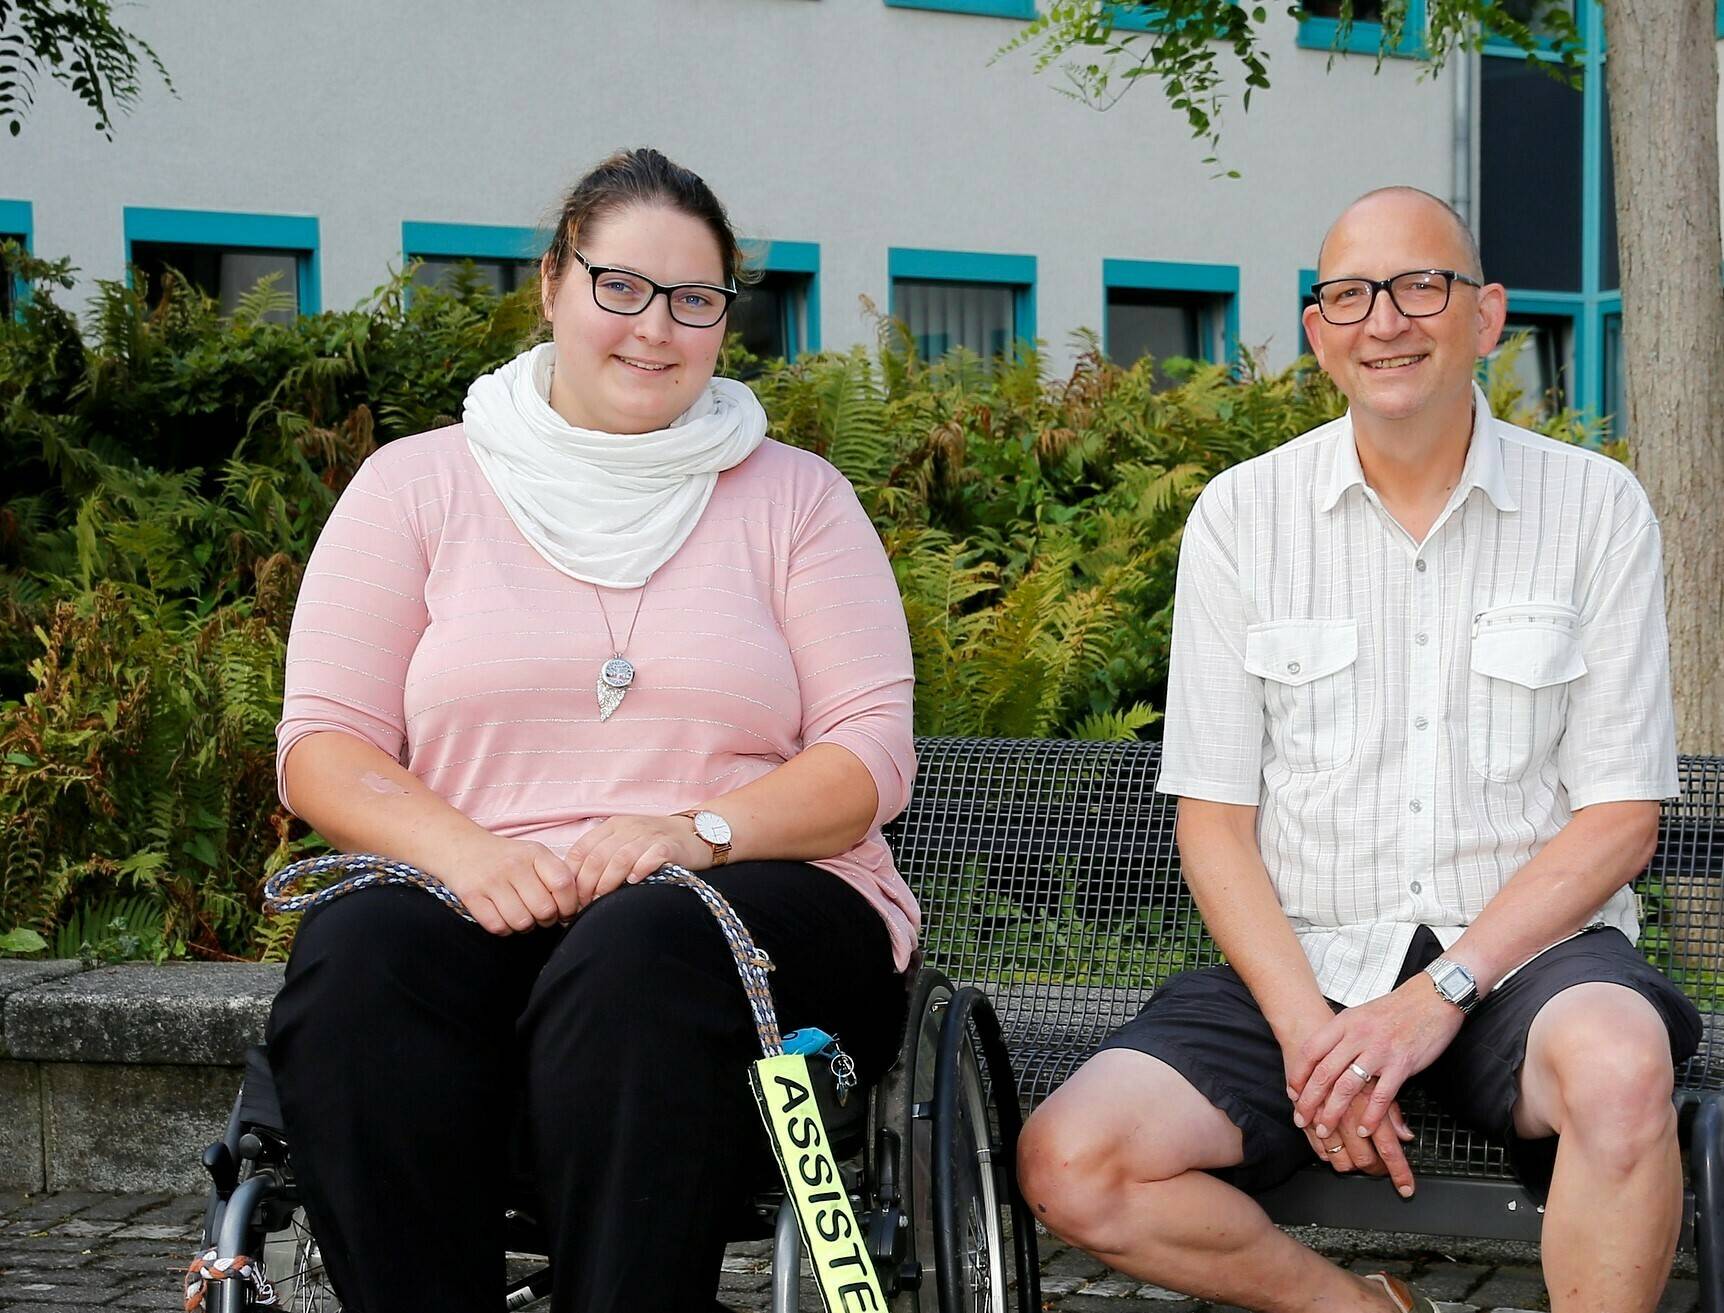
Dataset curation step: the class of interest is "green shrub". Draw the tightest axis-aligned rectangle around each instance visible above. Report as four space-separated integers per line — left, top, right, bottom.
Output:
0 257 1606 963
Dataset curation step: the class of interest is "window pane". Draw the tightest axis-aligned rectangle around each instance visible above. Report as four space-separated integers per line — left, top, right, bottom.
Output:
895 279 1016 362
1603 311 1626 439
1492 314 1572 411
1480 57 1582 291
1108 288 1224 388
411 258 536 296
731 271 810 361
132 241 300 322
1301 0 1385 18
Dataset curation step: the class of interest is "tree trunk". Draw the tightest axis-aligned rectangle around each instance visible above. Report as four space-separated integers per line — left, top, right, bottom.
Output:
1604 0 1724 754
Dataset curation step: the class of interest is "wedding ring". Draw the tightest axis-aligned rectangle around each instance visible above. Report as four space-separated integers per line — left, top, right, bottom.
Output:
1348 1062 1373 1082
1326 1143 1346 1153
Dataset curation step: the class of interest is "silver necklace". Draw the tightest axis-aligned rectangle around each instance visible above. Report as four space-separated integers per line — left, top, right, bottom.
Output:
593 584 648 721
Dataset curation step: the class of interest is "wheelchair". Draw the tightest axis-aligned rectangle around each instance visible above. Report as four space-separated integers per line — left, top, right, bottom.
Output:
191 964 1039 1313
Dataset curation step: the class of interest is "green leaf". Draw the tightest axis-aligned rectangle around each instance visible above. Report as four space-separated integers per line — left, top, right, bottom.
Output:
0 929 48 955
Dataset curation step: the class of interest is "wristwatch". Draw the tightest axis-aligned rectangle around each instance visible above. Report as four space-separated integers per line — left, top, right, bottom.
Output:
679 809 733 867
1424 957 1480 1015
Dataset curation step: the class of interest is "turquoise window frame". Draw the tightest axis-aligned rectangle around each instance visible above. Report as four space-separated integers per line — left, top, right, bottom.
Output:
123 207 322 314
1297 0 1426 57
1481 0 1581 57
0 198 33 315
883 0 1035 16
888 247 1037 354
745 239 822 359
1102 258 1240 364
401 220 544 267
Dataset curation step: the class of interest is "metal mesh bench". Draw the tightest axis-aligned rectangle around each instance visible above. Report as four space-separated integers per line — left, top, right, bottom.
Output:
884 737 1724 1299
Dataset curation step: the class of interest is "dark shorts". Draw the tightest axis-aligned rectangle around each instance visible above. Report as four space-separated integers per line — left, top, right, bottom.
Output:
1096 926 1703 1195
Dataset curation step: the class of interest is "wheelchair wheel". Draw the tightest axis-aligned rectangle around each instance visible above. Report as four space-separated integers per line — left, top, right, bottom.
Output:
931 987 1037 1313
868 965 951 1310
260 1205 341 1311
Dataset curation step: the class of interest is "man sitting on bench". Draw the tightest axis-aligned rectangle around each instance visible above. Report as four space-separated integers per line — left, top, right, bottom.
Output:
1017 186 1701 1313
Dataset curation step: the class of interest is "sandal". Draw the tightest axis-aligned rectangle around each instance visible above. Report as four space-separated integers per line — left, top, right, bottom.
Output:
1363 1272 1438 1312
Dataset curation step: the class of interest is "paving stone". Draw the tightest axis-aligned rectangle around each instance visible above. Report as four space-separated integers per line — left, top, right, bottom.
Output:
1431 1304 1478 1313
1658 1278 1701 1313
1133 1285 1197 1301
63 1200 166 1226
1036 1297 1202 1312
1466 1267 1546 1310
1081 1273 1146 1296
0 1276 118 1304
42 1223 120 1240
1041 1244 1111 1282
1410 1262 1491 1300
0 1249 97 1270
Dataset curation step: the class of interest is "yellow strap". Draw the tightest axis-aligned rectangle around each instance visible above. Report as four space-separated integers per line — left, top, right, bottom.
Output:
751 1054 888 1313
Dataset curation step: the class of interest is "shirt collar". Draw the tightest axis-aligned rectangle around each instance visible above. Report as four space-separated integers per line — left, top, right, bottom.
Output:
1316 382 1518 514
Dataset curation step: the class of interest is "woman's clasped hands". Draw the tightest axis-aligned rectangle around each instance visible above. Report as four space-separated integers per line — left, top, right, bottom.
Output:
444 816 712 935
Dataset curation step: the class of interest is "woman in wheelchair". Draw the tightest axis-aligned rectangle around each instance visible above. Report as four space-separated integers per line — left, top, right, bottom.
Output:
266 147 918 1313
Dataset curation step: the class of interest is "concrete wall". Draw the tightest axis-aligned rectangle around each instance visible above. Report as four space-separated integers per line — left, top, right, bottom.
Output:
7 0 1456 372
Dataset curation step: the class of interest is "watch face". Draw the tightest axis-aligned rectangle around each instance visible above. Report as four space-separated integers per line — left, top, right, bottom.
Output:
694 811 732 845
1432 962 1474 1000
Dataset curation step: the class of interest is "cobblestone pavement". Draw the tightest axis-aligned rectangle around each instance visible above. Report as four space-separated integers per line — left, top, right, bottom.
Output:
0 1190 1702 1311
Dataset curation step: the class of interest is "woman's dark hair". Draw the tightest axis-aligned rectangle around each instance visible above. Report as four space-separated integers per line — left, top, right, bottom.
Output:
542 147 754 294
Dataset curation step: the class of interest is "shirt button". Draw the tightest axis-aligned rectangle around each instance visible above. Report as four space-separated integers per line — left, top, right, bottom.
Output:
1409 799 1423 813
1416 559 1428 573
1414 716 1429 730
1415 632 1429 646
1287 661 1301 674
1410 881 1423 894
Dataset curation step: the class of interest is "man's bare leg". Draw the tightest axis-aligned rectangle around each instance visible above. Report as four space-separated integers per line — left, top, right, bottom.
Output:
1515 983 1682 1313
1017 1049 1398 1311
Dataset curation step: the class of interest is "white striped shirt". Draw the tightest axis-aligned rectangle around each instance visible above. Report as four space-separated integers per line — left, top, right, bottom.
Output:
1158 385 1679 1005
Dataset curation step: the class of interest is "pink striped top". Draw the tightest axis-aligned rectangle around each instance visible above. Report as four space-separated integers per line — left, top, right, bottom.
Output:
276 427 920 968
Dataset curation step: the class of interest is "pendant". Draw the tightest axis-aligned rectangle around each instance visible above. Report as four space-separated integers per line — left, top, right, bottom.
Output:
596 656 635 722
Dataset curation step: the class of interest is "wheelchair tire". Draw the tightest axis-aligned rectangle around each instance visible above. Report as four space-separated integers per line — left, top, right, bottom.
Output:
930 987 1038 1313
868 965 954 1311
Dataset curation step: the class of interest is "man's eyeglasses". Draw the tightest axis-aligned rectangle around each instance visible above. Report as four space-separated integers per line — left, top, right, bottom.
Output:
572 251 737 329
1309 269 1483 326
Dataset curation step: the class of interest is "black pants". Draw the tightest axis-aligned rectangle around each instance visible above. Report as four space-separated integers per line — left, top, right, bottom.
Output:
265 862 906 1313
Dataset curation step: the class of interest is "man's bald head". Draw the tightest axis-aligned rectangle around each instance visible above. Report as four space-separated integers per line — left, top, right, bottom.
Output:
1316 186 1483 281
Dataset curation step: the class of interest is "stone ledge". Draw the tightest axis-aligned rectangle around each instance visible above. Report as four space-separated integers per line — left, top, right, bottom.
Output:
4 962 283 1066
0 962 88 1059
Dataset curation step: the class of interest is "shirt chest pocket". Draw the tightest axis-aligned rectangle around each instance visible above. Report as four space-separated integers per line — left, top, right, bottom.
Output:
1244 620 1359 773
1467 603 1587 783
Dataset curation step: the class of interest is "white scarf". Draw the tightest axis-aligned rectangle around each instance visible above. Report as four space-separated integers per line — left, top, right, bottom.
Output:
462 343 768 588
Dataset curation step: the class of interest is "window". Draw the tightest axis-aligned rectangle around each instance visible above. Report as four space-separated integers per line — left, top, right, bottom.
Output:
1297 0 1425 55
1102 259 1238 385
402 222 542 297
883 0 1035 16
0 199 30 320
1480 57 1583 293
124 208 320 321
1297 266 1320 357
732 240 820 363
889 248 1035 364
1493 310 1575 411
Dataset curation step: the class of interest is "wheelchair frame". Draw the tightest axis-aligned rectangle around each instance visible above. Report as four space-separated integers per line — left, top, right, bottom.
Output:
193 965 1038 1313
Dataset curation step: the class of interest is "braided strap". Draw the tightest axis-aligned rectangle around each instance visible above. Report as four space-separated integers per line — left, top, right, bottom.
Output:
260 853 782 1056
184 1247 278 1309
643 865 782 1057
263 852 477 923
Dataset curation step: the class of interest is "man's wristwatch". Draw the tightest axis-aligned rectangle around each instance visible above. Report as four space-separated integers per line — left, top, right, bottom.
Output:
1424 957 1480 1015
679 809 733 867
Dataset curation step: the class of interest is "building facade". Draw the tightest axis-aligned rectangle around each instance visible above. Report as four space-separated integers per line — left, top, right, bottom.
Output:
4 0 1716 429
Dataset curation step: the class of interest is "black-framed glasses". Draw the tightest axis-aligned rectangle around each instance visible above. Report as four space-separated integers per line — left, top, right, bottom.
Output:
572 250 737 329
1310 269 1484 325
